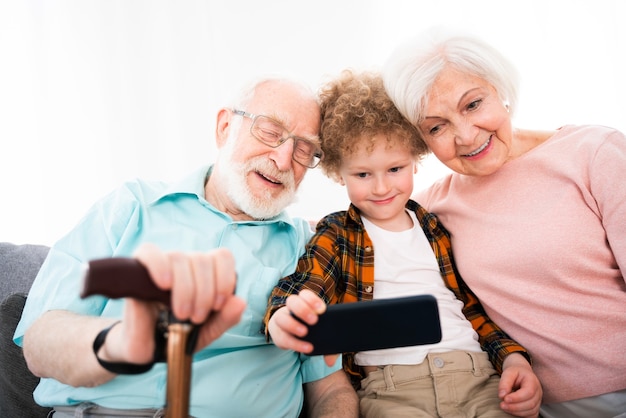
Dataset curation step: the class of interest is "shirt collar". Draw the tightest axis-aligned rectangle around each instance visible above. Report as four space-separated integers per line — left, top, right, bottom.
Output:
148 165 210 205
346 199 439 229
149 164 298 227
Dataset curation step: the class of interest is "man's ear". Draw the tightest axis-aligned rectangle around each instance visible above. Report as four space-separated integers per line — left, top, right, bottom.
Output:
215 108 232 147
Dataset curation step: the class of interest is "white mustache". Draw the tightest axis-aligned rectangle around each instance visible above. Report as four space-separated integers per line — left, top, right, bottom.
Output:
247 157 296 191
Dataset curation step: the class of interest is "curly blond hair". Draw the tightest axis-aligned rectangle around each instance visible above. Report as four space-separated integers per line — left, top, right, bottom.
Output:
318 69 428 182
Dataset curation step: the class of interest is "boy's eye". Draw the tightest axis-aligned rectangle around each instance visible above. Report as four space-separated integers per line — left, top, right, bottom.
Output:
389 167 400 173
357 172 368 178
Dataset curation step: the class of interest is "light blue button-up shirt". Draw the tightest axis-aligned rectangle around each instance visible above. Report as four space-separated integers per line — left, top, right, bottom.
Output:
15 165 340 418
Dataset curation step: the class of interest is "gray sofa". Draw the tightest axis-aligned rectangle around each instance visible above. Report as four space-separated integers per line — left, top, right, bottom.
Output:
0 242 53 417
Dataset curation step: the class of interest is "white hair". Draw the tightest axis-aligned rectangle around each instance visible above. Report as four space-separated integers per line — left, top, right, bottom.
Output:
383 27 520 126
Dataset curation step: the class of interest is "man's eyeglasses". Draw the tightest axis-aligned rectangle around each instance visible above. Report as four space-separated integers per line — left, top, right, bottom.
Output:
231 109 324 168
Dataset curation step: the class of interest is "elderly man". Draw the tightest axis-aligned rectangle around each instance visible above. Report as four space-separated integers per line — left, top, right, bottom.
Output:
15 77 358 418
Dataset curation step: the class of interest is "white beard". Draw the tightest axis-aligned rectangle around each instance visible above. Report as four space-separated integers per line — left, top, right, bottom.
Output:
216 131 298 220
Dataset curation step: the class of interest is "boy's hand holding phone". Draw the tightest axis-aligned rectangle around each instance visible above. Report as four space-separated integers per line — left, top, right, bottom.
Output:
268 289 339 365
268 289 441 365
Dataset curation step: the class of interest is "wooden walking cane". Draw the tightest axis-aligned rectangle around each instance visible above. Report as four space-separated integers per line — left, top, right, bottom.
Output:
81 257 200 418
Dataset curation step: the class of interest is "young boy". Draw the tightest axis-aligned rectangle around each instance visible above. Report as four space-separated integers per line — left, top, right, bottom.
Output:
263 70 542 417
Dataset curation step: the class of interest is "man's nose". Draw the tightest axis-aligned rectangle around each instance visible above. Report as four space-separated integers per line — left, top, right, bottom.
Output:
270 138 295 171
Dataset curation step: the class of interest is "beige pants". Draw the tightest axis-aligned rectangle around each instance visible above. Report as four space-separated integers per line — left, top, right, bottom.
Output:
358 351 514 418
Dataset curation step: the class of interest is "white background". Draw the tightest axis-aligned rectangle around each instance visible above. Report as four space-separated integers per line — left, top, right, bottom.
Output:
1 0 625 245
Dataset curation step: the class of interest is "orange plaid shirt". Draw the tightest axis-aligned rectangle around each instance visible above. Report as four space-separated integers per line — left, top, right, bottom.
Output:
263 200 529 382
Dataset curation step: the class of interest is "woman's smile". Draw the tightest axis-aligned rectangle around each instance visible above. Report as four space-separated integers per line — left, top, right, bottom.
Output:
461 135 492 159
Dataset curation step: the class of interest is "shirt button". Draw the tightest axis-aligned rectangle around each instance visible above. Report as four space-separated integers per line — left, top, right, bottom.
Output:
364 246 372 253
365 286 373 293
433 357 445 368
231 224 238 230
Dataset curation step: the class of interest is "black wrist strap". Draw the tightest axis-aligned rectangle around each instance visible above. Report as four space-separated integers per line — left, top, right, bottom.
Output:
93 321 155 375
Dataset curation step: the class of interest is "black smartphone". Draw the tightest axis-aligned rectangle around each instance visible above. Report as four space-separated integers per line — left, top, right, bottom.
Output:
297 294 442 356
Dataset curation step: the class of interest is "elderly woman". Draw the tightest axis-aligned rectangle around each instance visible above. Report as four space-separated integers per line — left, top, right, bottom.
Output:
382 28 626 418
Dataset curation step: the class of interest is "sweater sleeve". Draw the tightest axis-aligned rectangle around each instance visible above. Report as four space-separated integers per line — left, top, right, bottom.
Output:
589 128 626 282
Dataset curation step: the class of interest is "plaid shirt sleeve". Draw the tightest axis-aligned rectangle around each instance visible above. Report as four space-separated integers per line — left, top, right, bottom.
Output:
412 201 531 373
262 211 366 339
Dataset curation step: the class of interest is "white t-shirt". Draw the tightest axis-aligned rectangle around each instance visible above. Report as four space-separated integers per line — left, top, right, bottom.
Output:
355 210 481 366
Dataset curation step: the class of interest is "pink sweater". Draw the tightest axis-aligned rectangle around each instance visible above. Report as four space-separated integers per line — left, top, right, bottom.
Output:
415 125 626 404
